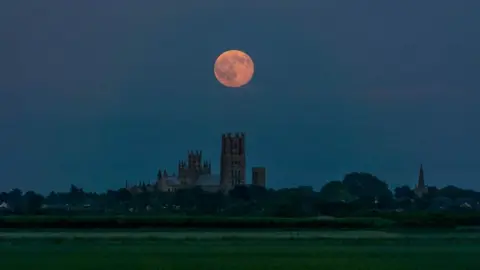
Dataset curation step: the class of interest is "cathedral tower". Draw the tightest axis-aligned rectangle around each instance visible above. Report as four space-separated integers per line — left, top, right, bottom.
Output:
178 150 211 186
220 132 246 191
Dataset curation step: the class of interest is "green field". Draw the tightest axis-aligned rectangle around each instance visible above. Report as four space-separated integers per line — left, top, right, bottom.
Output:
0 231 479 270
3 213 480 230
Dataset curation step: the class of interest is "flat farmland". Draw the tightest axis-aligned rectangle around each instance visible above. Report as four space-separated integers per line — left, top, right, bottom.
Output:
1 230 480 240
0 231 479 270
0 230 403 240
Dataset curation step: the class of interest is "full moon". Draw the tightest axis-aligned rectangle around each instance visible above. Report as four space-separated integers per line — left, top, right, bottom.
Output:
214 50 254 88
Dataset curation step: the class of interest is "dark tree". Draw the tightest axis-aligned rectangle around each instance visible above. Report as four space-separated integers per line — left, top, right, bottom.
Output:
394 185 415 199
229 185 251 201
343 172 393 208
117 188 133 203
6 189 23 211
437 186 479 200
68 185 85 205
318 181 353 202
23 191 44 214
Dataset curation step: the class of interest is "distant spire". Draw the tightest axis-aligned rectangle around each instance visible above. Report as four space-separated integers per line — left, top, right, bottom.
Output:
418 164 425 188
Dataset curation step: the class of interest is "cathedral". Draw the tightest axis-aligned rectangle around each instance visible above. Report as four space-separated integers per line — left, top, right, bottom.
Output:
127 132 266 193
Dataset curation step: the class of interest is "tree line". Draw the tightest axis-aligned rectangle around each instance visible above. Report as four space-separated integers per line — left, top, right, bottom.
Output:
1 172 480 217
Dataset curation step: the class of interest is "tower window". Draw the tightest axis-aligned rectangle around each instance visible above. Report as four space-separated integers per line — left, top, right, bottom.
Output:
232 141 238 153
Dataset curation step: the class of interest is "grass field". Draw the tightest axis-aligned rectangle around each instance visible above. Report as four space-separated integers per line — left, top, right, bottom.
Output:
0 231 479 270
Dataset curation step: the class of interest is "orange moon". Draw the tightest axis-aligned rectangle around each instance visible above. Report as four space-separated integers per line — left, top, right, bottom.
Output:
214 50 254 88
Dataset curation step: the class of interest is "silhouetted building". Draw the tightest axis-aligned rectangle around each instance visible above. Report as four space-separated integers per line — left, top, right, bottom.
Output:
414 164 428 198
220 132 246 191
178 151 211 185
252 167 266 188
128 132 265 193
157 169 181 192
156 151 215 192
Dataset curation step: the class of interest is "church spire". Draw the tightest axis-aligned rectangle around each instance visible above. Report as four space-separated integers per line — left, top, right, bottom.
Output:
414 164 428 198
418 164 425 188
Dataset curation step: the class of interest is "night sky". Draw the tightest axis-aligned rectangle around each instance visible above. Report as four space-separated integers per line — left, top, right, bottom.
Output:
1 1 479 193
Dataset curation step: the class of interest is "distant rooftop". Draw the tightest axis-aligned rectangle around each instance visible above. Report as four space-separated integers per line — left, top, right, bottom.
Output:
165 177 180 186
196 174 220 186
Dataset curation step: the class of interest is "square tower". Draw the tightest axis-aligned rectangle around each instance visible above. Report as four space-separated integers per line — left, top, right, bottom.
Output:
252 167 266 188
220 132 246 190
178 150 211 186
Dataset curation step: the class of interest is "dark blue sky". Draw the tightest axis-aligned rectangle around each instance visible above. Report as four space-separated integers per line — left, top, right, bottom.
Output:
1 1 479 193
